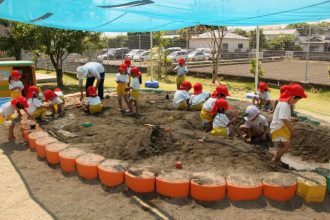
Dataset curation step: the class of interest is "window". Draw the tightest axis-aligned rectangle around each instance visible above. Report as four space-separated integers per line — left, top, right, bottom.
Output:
238 43 243 49
222 43 229 50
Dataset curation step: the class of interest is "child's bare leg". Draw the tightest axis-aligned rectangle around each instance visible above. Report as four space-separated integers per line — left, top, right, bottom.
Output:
228 125 235 138
134 100 138 113
272 142 291 162
8 123 15 140
117 95 123 110
124 95 132 112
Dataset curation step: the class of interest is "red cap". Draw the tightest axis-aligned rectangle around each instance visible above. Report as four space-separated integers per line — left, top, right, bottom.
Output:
279 83 307 101
211 90 218 98
87 86 97 96
26 86 40 99
124 58 131 66
44 89 57 102
11 70 22 79
54 88 62 92
178 57 185 65
119 63 128 72
130 67 141 77
193 83 203 95
216 84 230 97
258 82 269 92
179 81 192 91
11 96 29 108
211 98 230 115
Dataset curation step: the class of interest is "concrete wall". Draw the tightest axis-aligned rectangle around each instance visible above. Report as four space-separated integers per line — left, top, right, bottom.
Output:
189 38 249 52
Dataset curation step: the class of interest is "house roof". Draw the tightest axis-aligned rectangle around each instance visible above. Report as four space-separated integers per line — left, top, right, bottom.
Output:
301 35 330 44
263 29 298 35
190 31 249 40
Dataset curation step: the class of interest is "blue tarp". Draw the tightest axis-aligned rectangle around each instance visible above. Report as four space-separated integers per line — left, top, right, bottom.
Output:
0 0 330 32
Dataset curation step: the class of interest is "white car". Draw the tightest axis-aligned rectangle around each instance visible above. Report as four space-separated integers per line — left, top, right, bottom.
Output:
133 51 151 61
188 51 207 61
195 48 212 60
167 50 188 62
125 49 145 59
97 49 115 60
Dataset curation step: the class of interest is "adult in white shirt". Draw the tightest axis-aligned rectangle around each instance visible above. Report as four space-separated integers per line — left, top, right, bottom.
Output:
76 62 105 100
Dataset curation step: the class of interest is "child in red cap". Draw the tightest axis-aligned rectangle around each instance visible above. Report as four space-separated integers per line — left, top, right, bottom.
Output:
210 98 237 137
189 83 210 111
9 70 24 99
86 86 103 114
116 63 131 112
26 86 47 122
270 83 307 163
174 58 188 89
54 88 65 104
44 89 64 116
126 67 141 114
173 81 192 110
252 82 274 111
0 96 30 141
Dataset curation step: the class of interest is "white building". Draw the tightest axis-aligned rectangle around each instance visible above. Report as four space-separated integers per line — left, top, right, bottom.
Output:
189 32 250 52
263 29 300 41
301 30 330 52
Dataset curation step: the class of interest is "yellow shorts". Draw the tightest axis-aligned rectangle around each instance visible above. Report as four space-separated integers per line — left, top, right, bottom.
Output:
176 101 187 110
191 102 204 111
176 75 186 87
0 113 15 125
210 127 229 137
89 103 103 114
11 90 22 99
271 124 291 142
117 83 127 96
130 89 140 100
200 109 213 122
31 107 46 119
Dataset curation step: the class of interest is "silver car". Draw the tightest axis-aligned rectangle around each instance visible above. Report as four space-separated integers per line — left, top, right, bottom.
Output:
167 50 188 62
125 49 145 59
188 51 207 61
133 50 151 62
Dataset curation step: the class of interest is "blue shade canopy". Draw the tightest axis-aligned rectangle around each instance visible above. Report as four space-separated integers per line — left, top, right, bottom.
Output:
0 0 330 32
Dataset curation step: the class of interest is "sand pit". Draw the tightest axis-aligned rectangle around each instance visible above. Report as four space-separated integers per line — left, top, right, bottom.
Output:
41 93 330 179
262 172 297 187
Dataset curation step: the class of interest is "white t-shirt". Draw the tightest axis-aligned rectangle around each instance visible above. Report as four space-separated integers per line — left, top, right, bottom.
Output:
245 114 268 128
127 66 131 75
270 101 291 133
258 91 270 100
202 97 217 112
27 98 43 114
115 73 129 83
9 80 24 90
131 77 140 90
173 90 190 108
79 62 104 86
86 96 101 106
51 97 63 105
174 65 188 76
189 92 210 106
213 113 230 129
0 102 14 117
54 91 64 98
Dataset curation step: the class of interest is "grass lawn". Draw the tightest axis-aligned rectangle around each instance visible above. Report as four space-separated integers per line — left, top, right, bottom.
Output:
36 69 330 118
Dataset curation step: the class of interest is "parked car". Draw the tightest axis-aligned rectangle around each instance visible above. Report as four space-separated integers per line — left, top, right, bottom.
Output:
125 49 145 59
188 51 207 61
167 50 188 62
195 48 212 60
108 48 130 60
97 49 115 60
133 50 151 61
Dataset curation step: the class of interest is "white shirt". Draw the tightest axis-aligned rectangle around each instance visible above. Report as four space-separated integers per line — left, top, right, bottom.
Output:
27 98 43 114
0 102 14 117
189 92 210 106
258 91 270 100
51 97 63 105
9 80 24 90
116 73 129 83
174 65 188 76
173 90 190 108
202 97 217 112
245 114 268 128
131 77 140 90
127 66 131 75
79 62 104 86
54 91 64 98
213 113 230 129
270 101 291 133
86 96 101 105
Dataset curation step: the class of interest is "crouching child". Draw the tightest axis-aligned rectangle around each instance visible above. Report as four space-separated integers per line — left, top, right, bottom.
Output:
172 81 192 110
86 86 103 114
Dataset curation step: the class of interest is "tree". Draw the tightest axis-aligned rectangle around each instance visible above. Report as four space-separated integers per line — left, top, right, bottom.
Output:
249 58 264 77
286 22 330 36
232 28 249 38
268 35 302 51
249 28 268 49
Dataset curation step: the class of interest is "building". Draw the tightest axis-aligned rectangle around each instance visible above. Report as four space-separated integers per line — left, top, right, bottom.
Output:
301 31 330 52
263 29 300 41
189 32 249 52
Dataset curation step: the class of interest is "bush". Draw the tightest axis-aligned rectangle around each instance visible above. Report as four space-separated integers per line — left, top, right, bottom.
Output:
249 58 264 77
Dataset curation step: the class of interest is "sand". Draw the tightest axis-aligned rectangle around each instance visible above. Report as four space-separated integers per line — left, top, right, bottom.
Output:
76 153 105 166
297 171 327 186
191 172 226 185
99 159 129 172
59 148 85 159
157 169 191 182
262 172 297 187
227 173 262 186
127 166 155 178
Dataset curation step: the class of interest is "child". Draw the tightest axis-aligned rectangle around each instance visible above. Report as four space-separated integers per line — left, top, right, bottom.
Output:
239 105 269 143
252 82 274 111
44 89 64 116
174 58 188 89
116 63 131 112
86 86 103 114
210 98 237 137
189 83 210 111
200 90 219 130
0 96 29 141
216 84 231 98
127 67 141 114
54 88 65 104
9 70 24 99
270 83 307 163
26 86 47 122
172 81 192 110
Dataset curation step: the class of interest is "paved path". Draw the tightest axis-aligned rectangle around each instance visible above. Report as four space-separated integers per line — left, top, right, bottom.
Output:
36 73 57 83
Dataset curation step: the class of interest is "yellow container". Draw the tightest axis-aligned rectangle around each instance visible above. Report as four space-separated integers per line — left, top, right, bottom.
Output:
296 172 326 203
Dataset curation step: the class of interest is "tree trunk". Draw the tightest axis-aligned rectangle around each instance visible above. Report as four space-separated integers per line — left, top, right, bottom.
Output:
49 54 64 87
